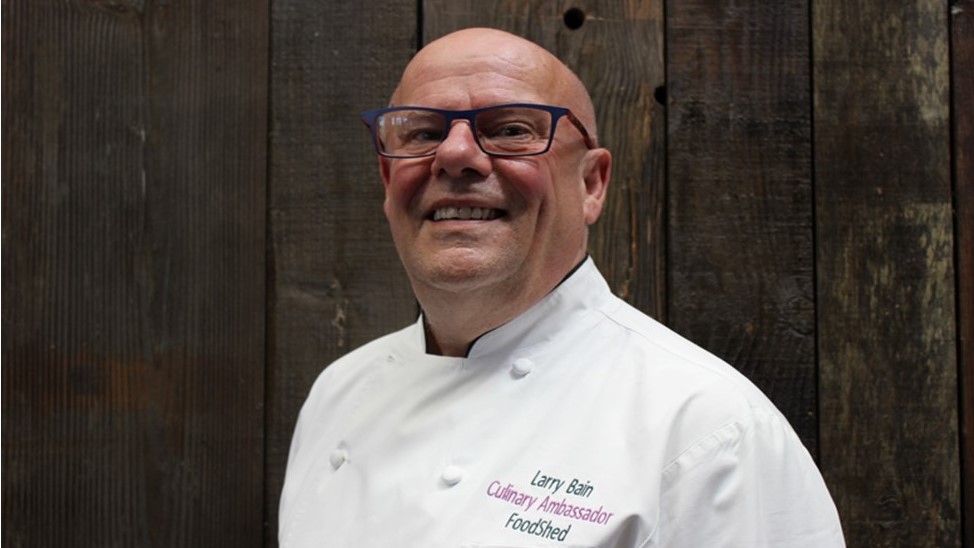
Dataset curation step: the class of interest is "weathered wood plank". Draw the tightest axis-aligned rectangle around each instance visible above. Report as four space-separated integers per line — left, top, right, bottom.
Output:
952 1 974 545
813 1 959 545
423 0 667 320
265 1 417 544
1 0 268 546
666 0 817 451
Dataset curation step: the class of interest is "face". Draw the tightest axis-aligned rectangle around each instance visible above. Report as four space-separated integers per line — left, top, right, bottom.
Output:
379 32 610 310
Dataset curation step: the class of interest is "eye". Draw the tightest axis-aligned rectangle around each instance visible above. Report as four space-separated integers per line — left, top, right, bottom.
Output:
397 117 443 142
493 123 534 138
389 112 446 149
480 119 542 142
404 127 444 142
476 107 549 142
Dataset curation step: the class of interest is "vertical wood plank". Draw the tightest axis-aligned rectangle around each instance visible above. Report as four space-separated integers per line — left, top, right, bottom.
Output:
952 1 974 544
265 1 417 544
814 1 960 545
666 0 817 450
1 0 268 546
422 0 667 320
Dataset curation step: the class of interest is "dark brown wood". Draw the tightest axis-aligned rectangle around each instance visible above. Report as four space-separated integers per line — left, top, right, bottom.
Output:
666 1 818 451
264 1 418 544
422 0 667 321
952 1 974 545
814 1 960 545
1 0 268 546
2 1 968 545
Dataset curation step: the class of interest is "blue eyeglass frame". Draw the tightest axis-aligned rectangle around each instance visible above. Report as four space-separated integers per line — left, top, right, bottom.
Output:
359 103 596 158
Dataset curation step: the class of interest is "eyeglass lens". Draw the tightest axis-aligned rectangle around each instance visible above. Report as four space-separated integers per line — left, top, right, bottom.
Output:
376 106 554 157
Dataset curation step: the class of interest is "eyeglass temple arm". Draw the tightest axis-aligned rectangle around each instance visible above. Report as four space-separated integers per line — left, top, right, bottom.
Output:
565 112 596 149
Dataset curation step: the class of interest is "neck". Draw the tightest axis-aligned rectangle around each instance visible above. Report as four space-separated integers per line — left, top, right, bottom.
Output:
418 282 544 357
416 257 589 357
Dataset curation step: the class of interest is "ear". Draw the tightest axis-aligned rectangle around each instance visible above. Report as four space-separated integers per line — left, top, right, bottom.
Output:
379 157 397 221
580 148 611 224
379 156 393 188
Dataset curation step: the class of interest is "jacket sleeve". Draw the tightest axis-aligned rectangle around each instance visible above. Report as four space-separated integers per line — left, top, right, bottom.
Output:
649 409 845 547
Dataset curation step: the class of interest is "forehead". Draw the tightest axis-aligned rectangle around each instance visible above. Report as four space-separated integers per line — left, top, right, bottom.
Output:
395 46 561 109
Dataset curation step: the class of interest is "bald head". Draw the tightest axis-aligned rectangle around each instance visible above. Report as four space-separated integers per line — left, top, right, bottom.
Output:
391 28 599 143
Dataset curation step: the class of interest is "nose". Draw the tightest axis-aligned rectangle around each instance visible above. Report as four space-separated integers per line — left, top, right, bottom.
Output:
430 120 492 179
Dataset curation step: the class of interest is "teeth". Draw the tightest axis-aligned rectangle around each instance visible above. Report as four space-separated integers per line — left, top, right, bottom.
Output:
433 207 499 221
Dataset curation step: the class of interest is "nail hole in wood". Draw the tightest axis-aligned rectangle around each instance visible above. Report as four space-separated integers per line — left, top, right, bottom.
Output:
654 85 667 106
563 8 586 30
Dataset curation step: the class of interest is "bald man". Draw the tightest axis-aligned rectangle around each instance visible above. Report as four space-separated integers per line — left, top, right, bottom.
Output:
279 28 844 547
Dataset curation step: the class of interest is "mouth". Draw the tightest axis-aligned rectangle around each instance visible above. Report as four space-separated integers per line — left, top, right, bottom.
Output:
431 206 505 222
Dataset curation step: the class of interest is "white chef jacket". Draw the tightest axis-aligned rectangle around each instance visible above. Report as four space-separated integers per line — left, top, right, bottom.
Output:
279 259 844 547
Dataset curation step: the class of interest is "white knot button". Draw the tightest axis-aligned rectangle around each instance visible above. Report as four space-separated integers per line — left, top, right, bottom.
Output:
512 358 534 377
441 465 465 486
329 448 349 470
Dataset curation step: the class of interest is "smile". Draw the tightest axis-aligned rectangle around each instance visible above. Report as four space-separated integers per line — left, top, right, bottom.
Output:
432 206 503 221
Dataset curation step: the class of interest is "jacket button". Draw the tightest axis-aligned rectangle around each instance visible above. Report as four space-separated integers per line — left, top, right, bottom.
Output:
441 465 465 486
512 358 533 377
330 448 349 470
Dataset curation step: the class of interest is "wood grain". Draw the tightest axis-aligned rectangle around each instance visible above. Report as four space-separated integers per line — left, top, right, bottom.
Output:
952 1 974 545
814 0 960 545
423 0 667 320
3 0 970 545
666 0 818 451
1 0 268 546
264 0 418 544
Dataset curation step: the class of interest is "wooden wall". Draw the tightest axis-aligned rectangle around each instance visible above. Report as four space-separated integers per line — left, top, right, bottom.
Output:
3 0 268 545
2 1 970 546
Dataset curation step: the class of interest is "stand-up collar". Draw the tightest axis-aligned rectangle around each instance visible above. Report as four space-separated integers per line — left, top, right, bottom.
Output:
410 257 614 360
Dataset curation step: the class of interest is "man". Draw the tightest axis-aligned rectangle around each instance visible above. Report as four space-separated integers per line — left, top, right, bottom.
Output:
279 27 844 547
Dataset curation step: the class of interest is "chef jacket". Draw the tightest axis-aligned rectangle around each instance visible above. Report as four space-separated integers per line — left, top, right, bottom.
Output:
279 258 845 547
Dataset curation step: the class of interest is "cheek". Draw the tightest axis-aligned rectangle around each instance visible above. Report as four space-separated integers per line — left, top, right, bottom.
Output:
493 161 552 206
528 159 586 215
385 161 431 212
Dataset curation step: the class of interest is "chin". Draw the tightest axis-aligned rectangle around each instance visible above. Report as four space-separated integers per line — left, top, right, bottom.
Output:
410 250 516 293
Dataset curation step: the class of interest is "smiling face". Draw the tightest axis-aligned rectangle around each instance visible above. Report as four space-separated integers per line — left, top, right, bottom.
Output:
378 29 611 328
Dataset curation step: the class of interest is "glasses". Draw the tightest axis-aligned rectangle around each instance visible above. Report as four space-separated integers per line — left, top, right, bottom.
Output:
360 103 595 158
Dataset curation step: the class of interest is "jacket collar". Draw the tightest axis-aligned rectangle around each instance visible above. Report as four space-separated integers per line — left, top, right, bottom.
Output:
411 257 614 359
